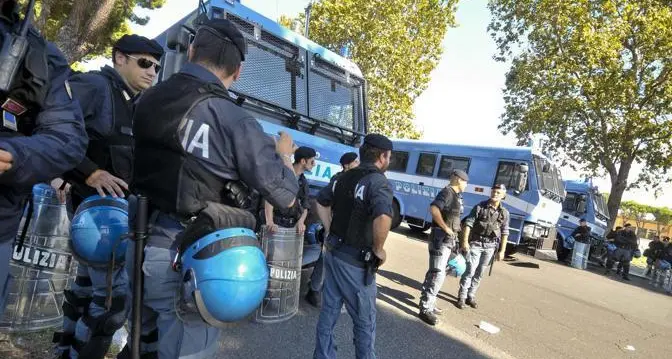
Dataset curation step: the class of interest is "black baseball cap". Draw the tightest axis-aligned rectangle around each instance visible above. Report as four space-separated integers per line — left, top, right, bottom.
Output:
363 134 393 151
294 146 316 162
197 18 247 61
114 34 164 61
340 152 358 166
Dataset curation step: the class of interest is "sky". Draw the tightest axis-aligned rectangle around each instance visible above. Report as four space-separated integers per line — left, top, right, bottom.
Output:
83 0 672 209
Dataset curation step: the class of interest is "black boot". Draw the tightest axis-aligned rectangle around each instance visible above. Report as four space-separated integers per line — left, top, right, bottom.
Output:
419 310 439 325
305 289 321 308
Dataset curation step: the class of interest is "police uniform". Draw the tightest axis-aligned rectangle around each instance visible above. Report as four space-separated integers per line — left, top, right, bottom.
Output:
306 152 359 307
52 35 163 359
605 227 638 280
458 196 510 306
314 134 393 359
0 2 86 318
418 170 467 320
126 19 299 359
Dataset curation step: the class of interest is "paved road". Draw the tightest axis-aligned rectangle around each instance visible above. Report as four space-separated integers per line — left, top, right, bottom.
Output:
213 226 672 358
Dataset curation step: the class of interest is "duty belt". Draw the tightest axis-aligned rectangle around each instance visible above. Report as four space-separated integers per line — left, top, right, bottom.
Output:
470 235 497 244
331 244 366 268
273 215 298 229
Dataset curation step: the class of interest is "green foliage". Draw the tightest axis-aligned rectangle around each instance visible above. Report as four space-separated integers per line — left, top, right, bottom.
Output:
281 0 458 139
620 200 652 228
488 0 672 228
19 0 165 63
651 206 672 234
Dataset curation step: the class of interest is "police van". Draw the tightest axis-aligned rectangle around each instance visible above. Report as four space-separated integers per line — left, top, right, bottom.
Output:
557 179 610 259
387 139 565 250
153 0 365 194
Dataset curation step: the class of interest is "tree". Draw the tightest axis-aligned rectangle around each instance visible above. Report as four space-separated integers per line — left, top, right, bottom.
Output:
619 200 651 230
651 206 672 236
279 0 459 139
488 0 672 230
19 0 165 63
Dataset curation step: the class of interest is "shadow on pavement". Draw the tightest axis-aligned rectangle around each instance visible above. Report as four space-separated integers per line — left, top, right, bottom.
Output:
507 262 540 269
214 297 490 359
376 269 461 311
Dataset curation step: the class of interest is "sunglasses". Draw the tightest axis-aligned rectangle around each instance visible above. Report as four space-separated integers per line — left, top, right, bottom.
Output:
126 55 162 73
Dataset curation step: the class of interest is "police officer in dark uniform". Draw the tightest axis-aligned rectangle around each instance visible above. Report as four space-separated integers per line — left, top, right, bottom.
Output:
605 223 638 281
418 169 468 325
264 146 316 234
313 134 394 359
457 184 510 309
51 35 163 359
0 0 86 319
127 18 299 358
305 151 359 307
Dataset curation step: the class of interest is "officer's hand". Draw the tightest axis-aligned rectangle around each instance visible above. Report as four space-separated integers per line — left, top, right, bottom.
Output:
275 131 295 156
373 247 386 267
0 149 13 174
50 178 71 204
444 227 455 238
85 170 128 198
266 223 279 233
496 251 505 261
461 242 470 254
297 223 306 235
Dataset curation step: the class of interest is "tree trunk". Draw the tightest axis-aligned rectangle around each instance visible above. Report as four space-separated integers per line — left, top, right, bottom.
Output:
34 0 55 34
606 159 634 231
53 0 117 63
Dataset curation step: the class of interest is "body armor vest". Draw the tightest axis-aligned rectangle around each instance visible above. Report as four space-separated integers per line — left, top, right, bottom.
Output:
434 187 463 233
470 200 506 242
330 167 379 249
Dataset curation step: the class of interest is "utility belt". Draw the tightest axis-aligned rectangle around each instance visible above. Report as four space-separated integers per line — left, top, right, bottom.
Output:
273 214 298 229
469 234 499 245
325 233 381 285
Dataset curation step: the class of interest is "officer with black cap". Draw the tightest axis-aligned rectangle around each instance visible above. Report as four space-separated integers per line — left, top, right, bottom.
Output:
126 18 298 358
305 151 359 307
264 145 316 234
418 169 468 325
0 0 86 321
50 34 163 359
314 133 394 359
457 183 510 309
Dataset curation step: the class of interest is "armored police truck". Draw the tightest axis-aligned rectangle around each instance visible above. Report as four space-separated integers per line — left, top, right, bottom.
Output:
153 0 366 195
387 139 565 252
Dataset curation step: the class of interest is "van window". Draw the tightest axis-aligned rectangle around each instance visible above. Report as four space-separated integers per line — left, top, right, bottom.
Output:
437 156 470 179
494 161 516 188
416 153 437 176
389 151 409 172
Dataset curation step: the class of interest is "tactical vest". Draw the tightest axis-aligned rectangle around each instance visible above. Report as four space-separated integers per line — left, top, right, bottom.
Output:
470 200 506 242
330 167 379 249
433 187 463 233
85 70 134 184
0 28 49 137
132 73 240 217
273 173 307 223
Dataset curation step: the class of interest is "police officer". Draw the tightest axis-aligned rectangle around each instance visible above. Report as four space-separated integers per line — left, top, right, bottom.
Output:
0 0 86 319
314 134 393 359
305 151 359 307
126 18 298 359
51 35 164 359
418 169 468 325
457 184 510 309
264 146 316 234
605 223 638 281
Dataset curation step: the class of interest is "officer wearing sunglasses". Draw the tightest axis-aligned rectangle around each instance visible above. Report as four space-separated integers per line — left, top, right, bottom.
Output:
51 34 163 359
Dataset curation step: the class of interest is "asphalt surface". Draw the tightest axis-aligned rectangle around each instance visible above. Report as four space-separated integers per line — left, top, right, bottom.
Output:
213 226 672 358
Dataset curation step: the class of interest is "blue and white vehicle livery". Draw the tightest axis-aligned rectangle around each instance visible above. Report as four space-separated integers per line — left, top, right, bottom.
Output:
154 0 366 195
557 179 610 248
387 139 565 248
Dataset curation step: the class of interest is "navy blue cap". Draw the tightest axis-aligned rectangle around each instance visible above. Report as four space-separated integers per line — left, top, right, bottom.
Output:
579 218 587 223
113 34 164 61
294 146 316 161
451 169 469 181
363 134 393 151
340 152 358 165
492 184 507 191
197 18 247 61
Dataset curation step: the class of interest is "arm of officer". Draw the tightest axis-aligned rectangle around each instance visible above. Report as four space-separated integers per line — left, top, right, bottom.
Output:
430 188 454 236
497 209 510 260
232 118 298 208
461 205 479 253
0 43 87 185
264 200 278 232
316 184 333 234
370 175 393 265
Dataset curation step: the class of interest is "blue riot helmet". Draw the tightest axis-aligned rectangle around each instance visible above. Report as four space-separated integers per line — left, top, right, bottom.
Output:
305 222 324 245
563 235 575 250
70 195 129 268
447 254 466 277
179 227 268 324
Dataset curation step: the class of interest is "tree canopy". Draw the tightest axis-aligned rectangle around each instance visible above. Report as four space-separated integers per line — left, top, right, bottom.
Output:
280 0 458 139
488 0 672 229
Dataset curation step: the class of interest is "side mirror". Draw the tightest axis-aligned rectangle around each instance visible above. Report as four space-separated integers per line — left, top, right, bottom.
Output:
513 163 529 194
542 163 551 173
